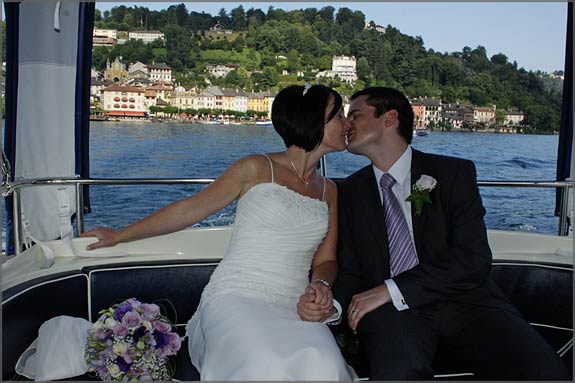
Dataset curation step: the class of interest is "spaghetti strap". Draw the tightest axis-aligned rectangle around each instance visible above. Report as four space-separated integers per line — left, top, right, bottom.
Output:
321 177 327 202
262 154 275 183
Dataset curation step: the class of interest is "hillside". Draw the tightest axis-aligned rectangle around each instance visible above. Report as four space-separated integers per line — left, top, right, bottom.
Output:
80 4 567 132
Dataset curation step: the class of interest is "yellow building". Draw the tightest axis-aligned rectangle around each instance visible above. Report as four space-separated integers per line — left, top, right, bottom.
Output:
247 91 275 117
104 57 128 84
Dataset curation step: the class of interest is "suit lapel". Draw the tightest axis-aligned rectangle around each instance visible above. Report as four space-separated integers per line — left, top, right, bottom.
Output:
411 150 428 258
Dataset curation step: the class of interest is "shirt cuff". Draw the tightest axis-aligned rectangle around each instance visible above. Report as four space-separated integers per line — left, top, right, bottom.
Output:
384 279 409 311
324 299 342 325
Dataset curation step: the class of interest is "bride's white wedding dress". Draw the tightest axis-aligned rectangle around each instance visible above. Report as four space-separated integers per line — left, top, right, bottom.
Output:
186 156 357 381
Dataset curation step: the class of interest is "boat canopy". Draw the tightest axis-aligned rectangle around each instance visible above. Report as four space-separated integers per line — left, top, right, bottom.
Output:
3 2 94 251
556 2 574 216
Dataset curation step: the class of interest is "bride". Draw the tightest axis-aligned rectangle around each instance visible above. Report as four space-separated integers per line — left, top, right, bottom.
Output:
82 84 357 380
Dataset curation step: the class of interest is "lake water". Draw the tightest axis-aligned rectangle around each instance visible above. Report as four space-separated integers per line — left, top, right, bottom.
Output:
82 121 560 235
1 121 561 246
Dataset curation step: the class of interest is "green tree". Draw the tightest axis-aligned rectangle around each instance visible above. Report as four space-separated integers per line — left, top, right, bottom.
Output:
524 104 559 133
92 46 111 71
495 109 508 125
286 49 301 73
246 8 266 28
163 24 193 71
233 35 245 52
230 6 247 30
217 8 230 28
356 57 372 84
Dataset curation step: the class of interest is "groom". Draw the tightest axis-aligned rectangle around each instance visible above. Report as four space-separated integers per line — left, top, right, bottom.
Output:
330 87 567 380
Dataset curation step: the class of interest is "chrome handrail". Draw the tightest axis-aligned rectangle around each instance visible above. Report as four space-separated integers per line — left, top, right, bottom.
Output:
3 177 573 256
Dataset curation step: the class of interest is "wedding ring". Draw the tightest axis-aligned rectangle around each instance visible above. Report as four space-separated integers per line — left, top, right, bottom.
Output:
351 309 358 315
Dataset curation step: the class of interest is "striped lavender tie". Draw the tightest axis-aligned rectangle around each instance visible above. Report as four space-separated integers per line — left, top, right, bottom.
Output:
380 173 419 277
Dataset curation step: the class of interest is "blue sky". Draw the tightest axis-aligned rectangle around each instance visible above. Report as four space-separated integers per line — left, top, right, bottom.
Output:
96 2 568 73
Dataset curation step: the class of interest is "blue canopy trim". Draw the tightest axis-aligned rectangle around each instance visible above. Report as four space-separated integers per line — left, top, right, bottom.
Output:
75 2 95 215
556 2 573 216
3 2 20 254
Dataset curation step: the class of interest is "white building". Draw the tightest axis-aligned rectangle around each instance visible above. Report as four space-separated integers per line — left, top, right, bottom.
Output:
148 63 173 83
170 87 196 111
504 110 525 126
316 55 357 84
128 31 165 44
102 84 147 117
206 64 237 78
474 106 496 124
128 61 148 75
365 22 386 34
93 28 117 39
194 86 235 110
222 88 248 113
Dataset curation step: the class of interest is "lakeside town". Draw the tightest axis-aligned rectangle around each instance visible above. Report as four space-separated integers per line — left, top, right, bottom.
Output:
88 21 564 133
93 53 527 133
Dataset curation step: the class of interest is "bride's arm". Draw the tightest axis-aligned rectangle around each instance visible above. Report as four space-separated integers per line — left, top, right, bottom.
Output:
297 180 339 321
81 155 264 250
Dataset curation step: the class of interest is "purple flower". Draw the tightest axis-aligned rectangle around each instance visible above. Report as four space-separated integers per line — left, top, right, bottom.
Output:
113 303 132 322
153 329 170 348
125 298 142 309
140 303 160 321
132 326 148 342
153 320 172 333
159 333 182 357
122 311 141 328
116 356 131 372
113 324 128 337
93 328 107 339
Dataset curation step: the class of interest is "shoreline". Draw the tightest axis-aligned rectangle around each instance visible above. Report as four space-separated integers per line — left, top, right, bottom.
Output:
89 118 552 135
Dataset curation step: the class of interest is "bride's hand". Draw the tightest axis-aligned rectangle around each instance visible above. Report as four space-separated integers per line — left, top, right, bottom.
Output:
308 281 333 309
296 291 332 322
80 227 120 250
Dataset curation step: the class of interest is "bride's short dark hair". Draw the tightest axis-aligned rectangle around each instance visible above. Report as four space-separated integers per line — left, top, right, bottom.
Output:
272 84 343 152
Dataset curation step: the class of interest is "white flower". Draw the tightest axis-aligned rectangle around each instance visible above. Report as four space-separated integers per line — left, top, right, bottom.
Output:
108 364 121 378
415 175 437 191
142 320 153 331
112 341 128 355
407 175 437 216
104 317 118 328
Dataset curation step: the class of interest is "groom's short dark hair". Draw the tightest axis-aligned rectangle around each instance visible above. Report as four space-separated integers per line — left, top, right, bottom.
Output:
351 87 414 144
272 84 343 152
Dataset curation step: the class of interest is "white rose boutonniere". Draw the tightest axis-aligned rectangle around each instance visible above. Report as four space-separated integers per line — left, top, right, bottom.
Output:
406 175 437 216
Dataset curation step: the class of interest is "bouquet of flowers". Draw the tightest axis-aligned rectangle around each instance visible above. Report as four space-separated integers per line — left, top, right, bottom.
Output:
84 298 182 381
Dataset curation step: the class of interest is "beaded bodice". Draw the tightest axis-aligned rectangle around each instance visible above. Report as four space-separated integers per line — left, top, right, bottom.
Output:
200 183 329 315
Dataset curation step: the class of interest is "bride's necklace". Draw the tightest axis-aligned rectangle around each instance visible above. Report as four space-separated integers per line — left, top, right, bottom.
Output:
289 160 310 187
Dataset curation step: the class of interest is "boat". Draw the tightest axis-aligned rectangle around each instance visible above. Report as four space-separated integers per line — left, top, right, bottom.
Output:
1 2 573 381
255 119 273 127
413 129 429 137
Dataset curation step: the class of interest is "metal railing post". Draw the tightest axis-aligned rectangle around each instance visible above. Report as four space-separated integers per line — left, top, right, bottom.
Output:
558 181 572 236
76 182 84 235
12 189 22 257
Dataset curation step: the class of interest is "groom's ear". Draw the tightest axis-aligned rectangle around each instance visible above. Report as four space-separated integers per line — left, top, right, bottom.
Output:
383 109 399 127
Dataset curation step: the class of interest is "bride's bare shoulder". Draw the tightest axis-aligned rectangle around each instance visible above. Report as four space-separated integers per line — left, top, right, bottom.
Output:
227 154 275 184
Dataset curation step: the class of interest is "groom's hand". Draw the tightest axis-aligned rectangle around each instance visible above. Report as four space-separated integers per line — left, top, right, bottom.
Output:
348 284 391 334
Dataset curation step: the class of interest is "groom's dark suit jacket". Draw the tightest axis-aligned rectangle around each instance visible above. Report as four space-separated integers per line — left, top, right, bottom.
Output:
334 149 514 314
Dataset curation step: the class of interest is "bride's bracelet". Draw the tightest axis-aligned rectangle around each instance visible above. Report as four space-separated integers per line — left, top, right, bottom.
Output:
311 279 331 289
